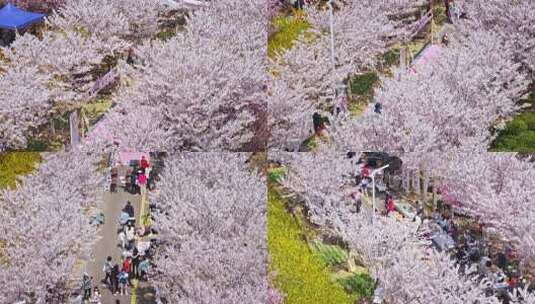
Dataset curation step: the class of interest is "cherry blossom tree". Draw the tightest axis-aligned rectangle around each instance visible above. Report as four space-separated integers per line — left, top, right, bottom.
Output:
270 0 402 106
276 152 501 303
268 0 417 151
0 151 103 303
149 153 267 303
329 28 529 152
268 286 284 304
0 0 165 151
267 78 315 151
48 0 164 50
92 0 268 151
396 151 535 290
420 153 535 272
458 0 535 75
0 0 65 12
510 285 535 304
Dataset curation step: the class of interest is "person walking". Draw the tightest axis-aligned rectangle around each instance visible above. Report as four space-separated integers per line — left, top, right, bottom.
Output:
110 264 120 295
138 170 147 197
441 33 450 46
131 247 140 279
413 201 425 231
126 47 135 65
140 155 150 173
81 273 92 300
360 164 370 179
354 160 362 185
118 229 127 250
374 102 382 114
126 225 135 250
385 195 395 216
138 258 150 281
359 177 370 195
118 270 129 295
351 189 363 213
102 256 113 287
129 171 137 194
444 0 452 23
90 287 102 304
123 257 132 285
123 201 134 218
312 112 323 136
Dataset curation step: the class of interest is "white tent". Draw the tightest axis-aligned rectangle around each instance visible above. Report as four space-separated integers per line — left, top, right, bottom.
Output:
164 0 207 9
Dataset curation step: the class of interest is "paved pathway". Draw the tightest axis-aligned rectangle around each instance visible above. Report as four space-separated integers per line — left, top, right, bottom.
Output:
86 165 142 304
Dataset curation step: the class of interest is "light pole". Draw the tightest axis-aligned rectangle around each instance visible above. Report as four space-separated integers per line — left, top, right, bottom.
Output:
371 164 389 225
327 1 348 116
327 0 336 71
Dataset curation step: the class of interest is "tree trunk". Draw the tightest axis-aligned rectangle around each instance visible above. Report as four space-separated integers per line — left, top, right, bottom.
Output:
413 169 420 196
422 169 428 203
432 176 438 211
49 119 56 138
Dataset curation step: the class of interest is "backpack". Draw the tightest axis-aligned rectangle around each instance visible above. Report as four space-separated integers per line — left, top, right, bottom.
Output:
119 273 128 284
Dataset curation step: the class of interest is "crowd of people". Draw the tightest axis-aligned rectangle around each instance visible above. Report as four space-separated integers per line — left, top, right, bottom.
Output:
78 156 157 303
111 156 153 195
346 153 531 303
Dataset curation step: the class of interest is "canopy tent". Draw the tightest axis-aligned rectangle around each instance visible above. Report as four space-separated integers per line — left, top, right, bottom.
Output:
0 3 44 30
118 152 150 166
164 0 207 9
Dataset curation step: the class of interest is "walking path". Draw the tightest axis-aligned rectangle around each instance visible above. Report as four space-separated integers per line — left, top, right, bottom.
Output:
86 165 145 304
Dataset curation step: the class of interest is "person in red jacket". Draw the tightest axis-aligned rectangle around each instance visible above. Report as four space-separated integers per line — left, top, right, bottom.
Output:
385 194 395 216
140 156 149 172
360 164 370 178
137 170 147 196
123 257 132 285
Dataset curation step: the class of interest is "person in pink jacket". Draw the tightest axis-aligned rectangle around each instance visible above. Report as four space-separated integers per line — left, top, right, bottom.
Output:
137 170 147 196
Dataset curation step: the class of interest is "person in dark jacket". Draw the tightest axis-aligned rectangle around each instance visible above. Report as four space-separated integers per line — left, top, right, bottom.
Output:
110 264 120 295
123 201 135 218
130 172 137 194
293 0 304 9
444 0 452 23
131 247 140 279
81 273 92 300
102 256 113 286
374 102 382 114
126 47 135 65
312 112 322 135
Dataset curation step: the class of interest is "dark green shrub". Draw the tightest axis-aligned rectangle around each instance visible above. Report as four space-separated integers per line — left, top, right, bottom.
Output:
338 273 375 298
381 49 400 68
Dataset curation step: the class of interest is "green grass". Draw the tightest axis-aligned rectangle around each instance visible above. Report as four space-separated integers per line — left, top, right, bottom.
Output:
268 13 310 58
349 73 379 97
491 93 535 152
348 100 367 117
81 98 113 126
337 273 375 298
268 186 355 304
432 5 448 26
24 138 63 152
302 135 318 151
381 48 400 69
0 152 42 190
156 29 176 41
311 240 348 267
267 167 287 184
